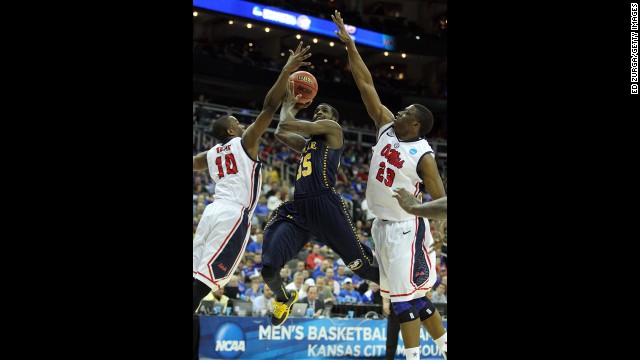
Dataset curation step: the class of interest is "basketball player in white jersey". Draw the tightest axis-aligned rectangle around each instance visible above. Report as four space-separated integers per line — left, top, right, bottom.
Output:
333 12 447 360
192 42 312 313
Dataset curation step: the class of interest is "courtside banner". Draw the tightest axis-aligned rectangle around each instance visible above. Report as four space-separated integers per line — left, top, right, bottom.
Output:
199 316 446 359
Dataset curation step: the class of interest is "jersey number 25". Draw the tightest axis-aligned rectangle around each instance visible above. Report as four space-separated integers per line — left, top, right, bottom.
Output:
296 153 312 180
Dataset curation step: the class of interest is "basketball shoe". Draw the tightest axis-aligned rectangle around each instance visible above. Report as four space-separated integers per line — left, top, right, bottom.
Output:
271 289 298 326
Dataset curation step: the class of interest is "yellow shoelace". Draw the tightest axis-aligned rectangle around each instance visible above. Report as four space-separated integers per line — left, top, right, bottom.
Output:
273 301 287 317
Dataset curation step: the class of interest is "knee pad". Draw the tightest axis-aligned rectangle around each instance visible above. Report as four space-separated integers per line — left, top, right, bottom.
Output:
391 301 420 324
260 264 278 282
418 298 437 321
354 265 380 284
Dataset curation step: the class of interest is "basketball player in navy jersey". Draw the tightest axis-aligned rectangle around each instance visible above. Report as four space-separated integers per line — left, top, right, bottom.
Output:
192 42 311 314
260 82 380 326
333 11 447 360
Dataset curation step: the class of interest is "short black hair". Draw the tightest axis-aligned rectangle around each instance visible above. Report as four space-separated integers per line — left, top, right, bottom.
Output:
317 103 339 121
413 104 434 136
212 115 233 140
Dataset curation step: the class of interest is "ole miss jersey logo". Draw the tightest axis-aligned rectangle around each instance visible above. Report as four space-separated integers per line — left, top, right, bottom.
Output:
380 144 404 168
375 144 405 187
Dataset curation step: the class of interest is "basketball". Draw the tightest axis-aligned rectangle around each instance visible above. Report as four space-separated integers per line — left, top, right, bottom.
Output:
289 71 318 104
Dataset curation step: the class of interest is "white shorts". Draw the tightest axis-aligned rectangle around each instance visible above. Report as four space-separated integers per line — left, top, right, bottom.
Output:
193 199 251 291
372 217 437 303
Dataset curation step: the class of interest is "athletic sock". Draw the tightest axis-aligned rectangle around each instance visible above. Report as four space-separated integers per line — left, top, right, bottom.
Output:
434 332 447 358
404 346 420 360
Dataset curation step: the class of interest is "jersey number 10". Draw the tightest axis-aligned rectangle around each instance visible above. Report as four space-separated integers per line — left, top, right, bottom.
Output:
215 153 238 178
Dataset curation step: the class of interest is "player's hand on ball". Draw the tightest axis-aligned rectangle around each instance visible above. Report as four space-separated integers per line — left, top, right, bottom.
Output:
331 10 353 45
283 41 312 73
392 188 420 214
295 100 313 110
283 81 302 111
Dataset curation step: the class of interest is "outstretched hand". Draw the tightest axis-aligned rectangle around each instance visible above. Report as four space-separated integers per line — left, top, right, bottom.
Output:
429 231 445 254
283 41 312 73
282 80 302 113
392 188 420 214
281 80 310 118
331 10 353 45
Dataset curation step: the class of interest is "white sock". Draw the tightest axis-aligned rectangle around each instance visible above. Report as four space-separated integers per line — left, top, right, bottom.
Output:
434 332 447 358
404 346 420 360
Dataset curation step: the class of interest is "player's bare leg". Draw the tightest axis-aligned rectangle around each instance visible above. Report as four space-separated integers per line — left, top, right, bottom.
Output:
399 319 422 360
421 309 447 359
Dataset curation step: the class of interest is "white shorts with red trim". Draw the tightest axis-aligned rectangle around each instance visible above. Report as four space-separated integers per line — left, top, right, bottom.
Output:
372 217 437 303
193 199 250 291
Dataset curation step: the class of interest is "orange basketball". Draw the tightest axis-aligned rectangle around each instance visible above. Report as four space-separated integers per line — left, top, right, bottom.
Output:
289 71 318 104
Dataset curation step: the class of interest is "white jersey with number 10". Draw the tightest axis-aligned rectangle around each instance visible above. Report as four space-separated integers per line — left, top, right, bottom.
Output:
206 137 262 212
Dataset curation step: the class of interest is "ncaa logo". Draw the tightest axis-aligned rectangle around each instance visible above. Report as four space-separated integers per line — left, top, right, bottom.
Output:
409 148 417 155
347 259 363 270
214 322 246 359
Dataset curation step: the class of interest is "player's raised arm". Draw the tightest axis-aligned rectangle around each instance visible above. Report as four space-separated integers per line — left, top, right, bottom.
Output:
331 10 393 130
193 150 208 171
242 41 312 159
273 81 316 153
276 81 343 150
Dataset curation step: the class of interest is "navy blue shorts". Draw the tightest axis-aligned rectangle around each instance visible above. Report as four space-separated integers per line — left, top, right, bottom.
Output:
262 189 375 274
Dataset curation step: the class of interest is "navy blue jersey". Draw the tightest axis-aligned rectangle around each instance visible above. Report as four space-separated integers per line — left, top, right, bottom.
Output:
262 136 379 285
293 135 342 195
